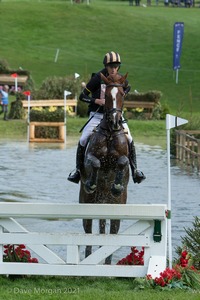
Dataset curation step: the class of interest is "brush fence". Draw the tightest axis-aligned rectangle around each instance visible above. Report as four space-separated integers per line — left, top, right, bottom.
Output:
0 203 167 278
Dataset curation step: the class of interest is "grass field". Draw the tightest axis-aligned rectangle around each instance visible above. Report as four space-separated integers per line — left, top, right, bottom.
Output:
0 0 200 115
0 275 200 300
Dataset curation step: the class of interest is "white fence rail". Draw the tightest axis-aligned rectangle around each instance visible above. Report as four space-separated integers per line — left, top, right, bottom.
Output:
0 203 167 278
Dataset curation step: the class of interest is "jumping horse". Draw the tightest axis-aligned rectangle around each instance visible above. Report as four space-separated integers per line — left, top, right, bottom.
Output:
79 73 129 264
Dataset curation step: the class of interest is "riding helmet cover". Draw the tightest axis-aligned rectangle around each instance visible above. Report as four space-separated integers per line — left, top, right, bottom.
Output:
103 51 121 66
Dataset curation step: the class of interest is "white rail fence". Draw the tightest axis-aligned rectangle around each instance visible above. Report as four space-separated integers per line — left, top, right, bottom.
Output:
0 203 167 278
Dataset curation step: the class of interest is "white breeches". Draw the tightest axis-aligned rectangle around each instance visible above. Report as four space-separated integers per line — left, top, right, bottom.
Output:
80 112 132 147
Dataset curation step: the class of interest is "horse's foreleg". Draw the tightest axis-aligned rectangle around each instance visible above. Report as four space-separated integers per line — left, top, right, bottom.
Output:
83 219 92 257
111 155 129 196
110 219 120 234
84 155 100 194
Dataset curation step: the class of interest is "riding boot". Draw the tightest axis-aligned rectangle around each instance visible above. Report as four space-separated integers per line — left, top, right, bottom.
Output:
128 141 146 184
67 142 85 184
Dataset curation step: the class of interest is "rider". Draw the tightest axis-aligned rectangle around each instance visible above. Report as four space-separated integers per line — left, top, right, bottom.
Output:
68 51 146 184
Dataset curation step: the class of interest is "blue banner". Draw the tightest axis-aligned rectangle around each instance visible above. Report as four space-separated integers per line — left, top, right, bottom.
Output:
173 22 184 70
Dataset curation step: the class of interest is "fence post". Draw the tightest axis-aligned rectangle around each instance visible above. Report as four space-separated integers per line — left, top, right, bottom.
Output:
59 124 65 141
29 123 35 140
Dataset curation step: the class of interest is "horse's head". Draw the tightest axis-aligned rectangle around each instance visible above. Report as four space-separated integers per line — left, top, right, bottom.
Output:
100 72 128 131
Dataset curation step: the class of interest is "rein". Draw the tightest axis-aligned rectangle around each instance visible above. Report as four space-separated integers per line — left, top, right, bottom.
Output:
106 108 122 114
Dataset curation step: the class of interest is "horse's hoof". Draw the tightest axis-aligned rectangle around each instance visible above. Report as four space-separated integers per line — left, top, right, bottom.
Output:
111 184 124 196
84 181 96 194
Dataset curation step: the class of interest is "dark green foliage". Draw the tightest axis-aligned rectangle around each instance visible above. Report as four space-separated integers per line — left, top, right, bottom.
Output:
29 108 64 139
77 99 88 117
125 91 162 103
30 108 64 122
33 76 78 100
35 126 59 139
9 100 27 119
175 217 200 270
159 103 171 120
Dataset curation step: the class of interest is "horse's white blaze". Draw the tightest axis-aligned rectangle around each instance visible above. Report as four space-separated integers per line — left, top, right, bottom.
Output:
111 87 118 109
111 87 118 120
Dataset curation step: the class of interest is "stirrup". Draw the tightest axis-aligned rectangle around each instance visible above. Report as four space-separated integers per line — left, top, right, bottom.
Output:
67 170 80 184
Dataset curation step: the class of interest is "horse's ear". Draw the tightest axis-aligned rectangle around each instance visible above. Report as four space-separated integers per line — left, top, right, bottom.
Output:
124 72 128 80
119 72 128 84
100 73 110 85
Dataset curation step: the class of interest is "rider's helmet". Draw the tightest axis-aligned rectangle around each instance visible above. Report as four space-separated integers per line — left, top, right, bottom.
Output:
103 51 121 67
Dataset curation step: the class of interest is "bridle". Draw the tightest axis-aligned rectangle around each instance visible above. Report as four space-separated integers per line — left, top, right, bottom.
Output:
104 83 125 131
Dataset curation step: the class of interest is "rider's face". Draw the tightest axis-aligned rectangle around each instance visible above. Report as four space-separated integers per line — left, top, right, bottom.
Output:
107 65 119 76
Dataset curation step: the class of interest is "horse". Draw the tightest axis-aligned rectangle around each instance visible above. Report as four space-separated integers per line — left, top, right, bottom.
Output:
79 73 130 264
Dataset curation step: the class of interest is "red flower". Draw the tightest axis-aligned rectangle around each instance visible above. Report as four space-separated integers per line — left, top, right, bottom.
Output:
117 247 144 266
3 244 38 263
29 257 39 263
146 249 198 288
181 250 188 259
180 257 188 267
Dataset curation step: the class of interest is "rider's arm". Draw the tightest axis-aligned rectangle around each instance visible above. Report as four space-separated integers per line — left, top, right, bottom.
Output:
79 72 102 104
79 88 96 104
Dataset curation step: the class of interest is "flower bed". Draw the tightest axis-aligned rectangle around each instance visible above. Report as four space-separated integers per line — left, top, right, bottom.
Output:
117 247 200 290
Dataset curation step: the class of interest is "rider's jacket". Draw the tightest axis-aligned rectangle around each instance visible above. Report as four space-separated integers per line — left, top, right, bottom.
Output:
79 68 130 115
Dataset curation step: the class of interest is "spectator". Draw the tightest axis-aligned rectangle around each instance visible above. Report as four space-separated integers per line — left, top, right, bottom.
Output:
0 85 9 121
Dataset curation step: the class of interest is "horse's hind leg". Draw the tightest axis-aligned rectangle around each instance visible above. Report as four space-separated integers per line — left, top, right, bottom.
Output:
83 219 92 257
99 219 106 234
110 219 120 234
105 219 120 265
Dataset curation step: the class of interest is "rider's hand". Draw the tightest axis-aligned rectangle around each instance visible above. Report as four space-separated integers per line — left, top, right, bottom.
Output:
95 98 105 106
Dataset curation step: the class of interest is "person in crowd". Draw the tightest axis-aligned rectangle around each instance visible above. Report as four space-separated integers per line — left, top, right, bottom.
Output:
0 85 9 121
68 51 146 185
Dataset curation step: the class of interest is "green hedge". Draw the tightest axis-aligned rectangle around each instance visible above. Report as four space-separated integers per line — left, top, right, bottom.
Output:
30 108 64 122
30 108 65 139
125 90 162 103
